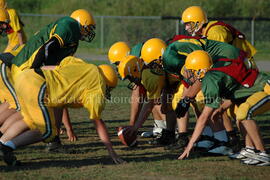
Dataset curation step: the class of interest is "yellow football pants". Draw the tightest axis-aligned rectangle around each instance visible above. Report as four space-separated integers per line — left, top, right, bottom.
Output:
14 69 57 142
0 61 20 110
236 82 270 121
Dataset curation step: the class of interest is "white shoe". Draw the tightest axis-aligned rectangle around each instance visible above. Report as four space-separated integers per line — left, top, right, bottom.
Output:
229 147 255 159
208 145 232 155
141 131 154 138
141 122 164 138
241 152 270 166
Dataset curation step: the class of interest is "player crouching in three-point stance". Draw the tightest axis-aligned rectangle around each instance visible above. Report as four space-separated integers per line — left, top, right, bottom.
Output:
0 56 125 166
178 50 270 166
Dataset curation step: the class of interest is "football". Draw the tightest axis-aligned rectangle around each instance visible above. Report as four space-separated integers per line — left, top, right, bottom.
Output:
117 126 137 147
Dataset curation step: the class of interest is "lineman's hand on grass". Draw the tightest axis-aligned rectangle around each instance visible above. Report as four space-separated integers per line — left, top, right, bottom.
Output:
110 151 126 164
178 144 193 160
67 129 78 142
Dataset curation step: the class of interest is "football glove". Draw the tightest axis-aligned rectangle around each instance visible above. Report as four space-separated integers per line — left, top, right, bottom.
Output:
175 97 191 118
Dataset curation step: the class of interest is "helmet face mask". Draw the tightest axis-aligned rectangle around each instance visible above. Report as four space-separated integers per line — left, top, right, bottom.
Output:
181 6 208 36
0 22 12 37
147 58 164 75
80 24 96 42
183 21 201 36
183 67 204 85
184 50 213 82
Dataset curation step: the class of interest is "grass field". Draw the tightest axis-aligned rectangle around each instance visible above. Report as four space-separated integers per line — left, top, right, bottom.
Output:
1 65 270 179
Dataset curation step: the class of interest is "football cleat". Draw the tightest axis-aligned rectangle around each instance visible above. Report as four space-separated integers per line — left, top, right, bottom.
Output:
241 152 270 166
141 127 163 138
45 136 63 152
229 147 256 160
164 132 189 151
0 142 20 166
148 129 175 146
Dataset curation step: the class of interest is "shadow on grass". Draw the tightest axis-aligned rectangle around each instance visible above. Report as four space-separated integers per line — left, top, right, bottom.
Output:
0 150 180 172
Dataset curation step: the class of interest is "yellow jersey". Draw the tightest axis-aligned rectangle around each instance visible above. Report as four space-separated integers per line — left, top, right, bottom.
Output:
141 69 165 100
42 56 106 119
202 21 257 58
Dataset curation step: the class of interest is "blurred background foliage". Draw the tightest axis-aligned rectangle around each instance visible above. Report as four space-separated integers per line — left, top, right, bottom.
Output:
2 0 269 60
8 0 270 17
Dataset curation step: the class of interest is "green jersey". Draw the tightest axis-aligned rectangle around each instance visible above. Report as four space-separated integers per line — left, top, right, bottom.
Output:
163 39 240 75
12 16 81 68
130 43 144 57
202 63 270 108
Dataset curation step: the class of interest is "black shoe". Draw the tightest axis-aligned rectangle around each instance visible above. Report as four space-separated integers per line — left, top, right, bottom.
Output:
45 136 63 152
148 129 175 146
164 132 189 151
227 131 241 153
0 143 20 166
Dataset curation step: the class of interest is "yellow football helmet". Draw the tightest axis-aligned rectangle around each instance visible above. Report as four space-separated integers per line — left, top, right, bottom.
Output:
108 41 131 64
181 6 208 36
118 55 143 80
118 55 144 89
184 50 212 79
98 64 118 88
70 9 96 42
0 0 7 9
141 38 167 65
0 8 9 23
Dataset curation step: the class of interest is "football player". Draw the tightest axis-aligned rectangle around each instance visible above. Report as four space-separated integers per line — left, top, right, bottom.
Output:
178 50 270 166
6 9 96 149
108 41 166 138
0 56 124 165
0 0 27 52
181 6 256 60
117 39 178 146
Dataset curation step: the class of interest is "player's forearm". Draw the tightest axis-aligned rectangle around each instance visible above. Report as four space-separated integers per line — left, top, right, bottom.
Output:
183 80 202 98
134 100 154 130
93 119 113 151
61 108 72 131
188 106 213 146
129 87 142 125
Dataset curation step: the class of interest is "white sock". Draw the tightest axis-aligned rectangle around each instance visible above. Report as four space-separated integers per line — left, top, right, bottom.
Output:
246 146 255 150
154 120 166 129
214 130 228 142
4 140 16 150
202 126 213 137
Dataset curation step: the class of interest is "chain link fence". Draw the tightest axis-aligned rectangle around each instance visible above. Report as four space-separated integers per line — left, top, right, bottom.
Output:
3 14 270 51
